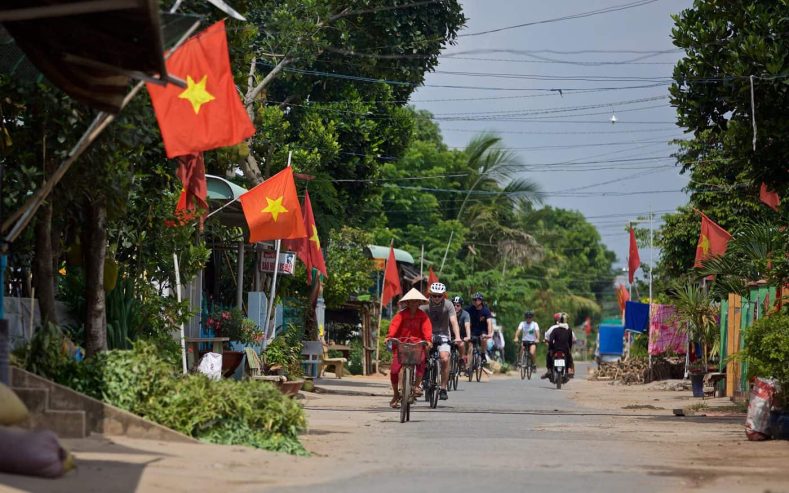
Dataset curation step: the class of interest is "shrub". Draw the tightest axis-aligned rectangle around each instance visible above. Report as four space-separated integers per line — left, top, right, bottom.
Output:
742 311 789 408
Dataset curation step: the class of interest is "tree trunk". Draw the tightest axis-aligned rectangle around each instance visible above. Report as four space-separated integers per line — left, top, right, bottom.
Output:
32 199 58 325
84 198 107 357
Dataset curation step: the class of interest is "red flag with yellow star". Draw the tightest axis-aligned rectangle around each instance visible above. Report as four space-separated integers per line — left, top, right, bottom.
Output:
146 20 255 158
694 213 731 268
284 190 327 283
240 167 307 243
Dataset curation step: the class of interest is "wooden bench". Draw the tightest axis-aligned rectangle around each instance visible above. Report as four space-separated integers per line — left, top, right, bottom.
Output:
320 344 348 379
244 348 286 384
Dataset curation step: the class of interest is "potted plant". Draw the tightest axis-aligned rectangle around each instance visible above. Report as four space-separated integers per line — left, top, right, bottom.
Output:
669 281 720 397
264 325 305 395
205 308 257 377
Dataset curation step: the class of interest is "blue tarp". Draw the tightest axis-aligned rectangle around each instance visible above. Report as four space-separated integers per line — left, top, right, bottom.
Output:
599 324 625 355
624 301 650 333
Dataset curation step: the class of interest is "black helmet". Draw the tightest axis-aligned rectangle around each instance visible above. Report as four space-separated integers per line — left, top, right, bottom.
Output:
524 310 534 318
472 292 484 300
451 296 464 305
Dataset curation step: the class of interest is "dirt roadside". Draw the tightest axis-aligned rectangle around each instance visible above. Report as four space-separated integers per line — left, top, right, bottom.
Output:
569 374 789 493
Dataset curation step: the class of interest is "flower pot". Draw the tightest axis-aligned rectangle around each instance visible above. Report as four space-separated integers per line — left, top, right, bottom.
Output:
222 350 244 378
276 379 304 397
690 373 705 398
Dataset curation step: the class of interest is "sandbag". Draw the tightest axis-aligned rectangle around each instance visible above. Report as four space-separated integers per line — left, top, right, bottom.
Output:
0 426 75 478
0 383 29 425
745 377 777 441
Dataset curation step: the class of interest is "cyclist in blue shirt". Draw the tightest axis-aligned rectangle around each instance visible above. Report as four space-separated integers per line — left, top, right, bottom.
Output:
465 292 493 364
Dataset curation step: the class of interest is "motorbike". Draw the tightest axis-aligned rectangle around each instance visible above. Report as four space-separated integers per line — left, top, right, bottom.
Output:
549 350 570 389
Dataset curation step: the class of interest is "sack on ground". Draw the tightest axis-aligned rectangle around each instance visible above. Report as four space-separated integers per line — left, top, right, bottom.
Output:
197 352 223 380
0 383 29 425
0 426 75 478
745 377 777 441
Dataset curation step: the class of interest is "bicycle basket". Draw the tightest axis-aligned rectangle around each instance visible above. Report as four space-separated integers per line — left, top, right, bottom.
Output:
397 343 424 366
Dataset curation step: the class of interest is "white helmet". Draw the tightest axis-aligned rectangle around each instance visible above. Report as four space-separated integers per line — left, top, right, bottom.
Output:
429 282 446 295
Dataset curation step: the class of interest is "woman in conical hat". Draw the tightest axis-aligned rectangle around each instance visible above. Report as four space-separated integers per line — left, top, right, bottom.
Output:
386 288 433 408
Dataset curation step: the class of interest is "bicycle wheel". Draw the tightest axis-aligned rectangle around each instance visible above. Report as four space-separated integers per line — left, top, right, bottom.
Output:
429 360 439 408
400 367 411 423
526 355 533 380
468 351 475 382
475 353 482 382
520 353 527 380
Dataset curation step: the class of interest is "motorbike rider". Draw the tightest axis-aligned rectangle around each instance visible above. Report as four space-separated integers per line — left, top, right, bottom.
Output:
420 282 462 400
542 312 576 379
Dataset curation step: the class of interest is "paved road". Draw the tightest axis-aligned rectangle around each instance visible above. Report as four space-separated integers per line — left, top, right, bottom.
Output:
278 365 696 493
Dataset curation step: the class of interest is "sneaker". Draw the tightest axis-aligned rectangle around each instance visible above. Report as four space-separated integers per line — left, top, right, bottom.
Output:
439 389 448 400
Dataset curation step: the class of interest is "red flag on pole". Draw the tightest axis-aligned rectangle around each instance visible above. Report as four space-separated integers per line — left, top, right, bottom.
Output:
616 284 630 314
760 183 780 211
583 317 592 336
628 227 640 284
381 245 402 305
427 266 439 285
239 167 307 243
694 213 732 268
146 20 255 158
283 190 327 283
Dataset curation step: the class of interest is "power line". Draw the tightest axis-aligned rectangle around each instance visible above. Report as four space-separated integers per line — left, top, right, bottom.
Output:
458 0 662 37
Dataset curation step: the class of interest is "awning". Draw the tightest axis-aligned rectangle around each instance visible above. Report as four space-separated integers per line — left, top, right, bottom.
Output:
206 174 247 229
364 245 414 264
0 3 200 113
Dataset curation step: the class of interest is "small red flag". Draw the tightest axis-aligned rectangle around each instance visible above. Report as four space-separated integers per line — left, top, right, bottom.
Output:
381 245 402 305
146 20 255 158
628 227 640 284
240 167 307 243
694 213 732 268
165 189 199 227
760 183 780 211
283 190 327 283
583 317 592 336
616 284 630 314
428 266 439 285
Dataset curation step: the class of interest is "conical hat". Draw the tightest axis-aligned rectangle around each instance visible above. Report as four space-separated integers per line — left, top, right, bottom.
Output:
399 288 427 303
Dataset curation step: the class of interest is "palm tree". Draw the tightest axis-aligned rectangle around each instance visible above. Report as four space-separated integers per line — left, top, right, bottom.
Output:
669 281 720 371
455 133 542 219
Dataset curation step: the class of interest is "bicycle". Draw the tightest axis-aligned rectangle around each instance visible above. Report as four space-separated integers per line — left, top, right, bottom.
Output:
390 338 427 423
448 343 460 391
467 336 486 382
518 344 536 380
423 344 440 409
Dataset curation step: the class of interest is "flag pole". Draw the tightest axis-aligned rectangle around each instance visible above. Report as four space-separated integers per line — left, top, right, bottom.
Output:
438 230 454 275
374 239 393 375
420 244 424 284
264 151 293 347
173 253 188 375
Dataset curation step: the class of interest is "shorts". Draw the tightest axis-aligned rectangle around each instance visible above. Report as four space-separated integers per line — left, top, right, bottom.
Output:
522 341 537 349
432 335 451 353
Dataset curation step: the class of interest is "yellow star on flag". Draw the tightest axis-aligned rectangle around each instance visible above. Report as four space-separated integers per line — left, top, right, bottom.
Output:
262 196 288 221
309 225 320 249
178 75 215 114
698 234 710 255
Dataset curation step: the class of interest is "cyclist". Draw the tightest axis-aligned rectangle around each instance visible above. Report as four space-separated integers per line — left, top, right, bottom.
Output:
387 288 432 408
514 309 539 370
420 282 462 400
542 312 576 379
465 292 493 369
452 296 471 369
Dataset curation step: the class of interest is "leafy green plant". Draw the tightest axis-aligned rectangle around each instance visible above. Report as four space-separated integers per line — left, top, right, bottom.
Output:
668 281 720 372
264 325 304 378
741 311 789 409
105 275 142 350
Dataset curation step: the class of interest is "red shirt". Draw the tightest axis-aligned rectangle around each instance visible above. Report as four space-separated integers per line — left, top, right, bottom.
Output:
388 308 432 342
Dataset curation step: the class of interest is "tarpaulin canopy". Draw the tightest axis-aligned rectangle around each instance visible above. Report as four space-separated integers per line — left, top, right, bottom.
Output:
1 2 199 112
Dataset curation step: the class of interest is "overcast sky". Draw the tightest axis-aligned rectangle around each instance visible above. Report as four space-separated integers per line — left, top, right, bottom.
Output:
411 0 693 281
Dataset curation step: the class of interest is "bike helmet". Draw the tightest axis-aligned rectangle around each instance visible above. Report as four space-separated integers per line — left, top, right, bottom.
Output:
472 291 484 300
429 282 446 294
553 312 562 322
451 295 464 305
524 310 534 318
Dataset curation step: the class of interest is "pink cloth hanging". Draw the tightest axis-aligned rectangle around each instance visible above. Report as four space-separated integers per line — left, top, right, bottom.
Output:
648 304 687 355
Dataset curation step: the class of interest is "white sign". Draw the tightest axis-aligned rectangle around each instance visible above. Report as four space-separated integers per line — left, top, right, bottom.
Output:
259 251 297 275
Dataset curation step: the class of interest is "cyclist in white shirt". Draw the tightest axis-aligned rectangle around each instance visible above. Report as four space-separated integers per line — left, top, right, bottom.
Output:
513 310 539 370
